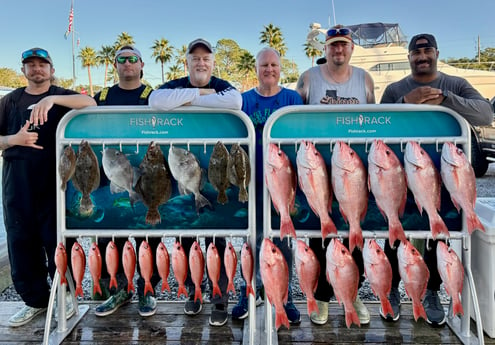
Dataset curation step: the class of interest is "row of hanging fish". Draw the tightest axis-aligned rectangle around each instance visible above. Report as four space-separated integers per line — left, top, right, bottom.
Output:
58 140 251 225
258 236 464 330
54 239 255 301
265 139 485 252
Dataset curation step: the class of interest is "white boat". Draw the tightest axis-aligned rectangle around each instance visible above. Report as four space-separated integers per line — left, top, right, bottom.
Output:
307 22 495 102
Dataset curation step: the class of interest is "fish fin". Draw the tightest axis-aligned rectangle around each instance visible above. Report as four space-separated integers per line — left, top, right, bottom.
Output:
227 282 236 295
145 208 161 225
345 306 360 328
144 282 154 296
307 298 319 316
453 296 464 317
75 286 84 298
349 228 364 253
194 288 203 303
177 285 188 298
380 297 394 319
280 216 296 239
127 282 135 294
321 218 337 239
212 285 222 298
129 191 142 208
195 193 212 212
245 285 255 297
238 187 249 203
109 277 118 290
467 213 485 234
93 283 102 296
412 300 427 321
60 275 68 286
217 190 229 205
389 221 406 244
430 216 450 239
275 307 290 330
161 281 171 293
110 182 126 194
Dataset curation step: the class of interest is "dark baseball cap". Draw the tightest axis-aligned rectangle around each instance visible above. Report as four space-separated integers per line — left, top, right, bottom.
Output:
21 47 53 65
408 34 438 52
187 38 213 54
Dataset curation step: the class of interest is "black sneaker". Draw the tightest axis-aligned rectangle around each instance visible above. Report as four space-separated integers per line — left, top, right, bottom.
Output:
231 291 249 320
184 295 202 315
423 289 446 326
285 300 301 324
209 304 228 327
95 290 132 317
380 286 401 322
138 294 157 317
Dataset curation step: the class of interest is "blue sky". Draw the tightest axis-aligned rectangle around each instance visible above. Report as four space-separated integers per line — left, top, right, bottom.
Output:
1 0 494 87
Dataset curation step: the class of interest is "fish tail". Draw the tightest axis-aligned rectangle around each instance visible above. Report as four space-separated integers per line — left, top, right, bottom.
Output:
321 218 337 239
245 285 255 297
227 281 236 295
453 295 464 317
389 221 406 244
194 287 203 303
129 191 142 207
238 187 249 203
217 190 229 205
145 208 161 225
144 281 154 296
195 193 212 212
161 281 171 293
412 300 427 321
307 297 319 316
127 282 135 294
280 216 296 239
75 285 84 298
349 229 364 253
380 297 394 319
80 195 94 215
467 213 485 235
345 307 361 328
177 284 188 298
109 277 118 290
93 282 102 296
275 307 290 330
60 275 68 286
431 216 450 239
212 285 222 298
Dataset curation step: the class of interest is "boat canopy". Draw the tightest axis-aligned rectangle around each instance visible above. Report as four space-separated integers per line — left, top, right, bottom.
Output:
348 23 408 48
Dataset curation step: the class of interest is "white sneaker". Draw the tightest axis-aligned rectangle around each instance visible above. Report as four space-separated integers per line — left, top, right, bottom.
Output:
55 294 76 321
310 299 328 325
353 296 370 325
9 305 47 327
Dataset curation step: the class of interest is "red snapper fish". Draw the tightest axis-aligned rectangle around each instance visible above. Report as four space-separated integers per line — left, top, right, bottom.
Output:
260 238 289 330
241 242 255 297
189 241 205 303
224 242 238 295
71 241 86 298
368 139 407 245
331 141 368 251
156 242 171 292
55 242 68 286
362 239 394 319
265 143 297 239
326 238 360 328
206 242 222 298
122 240 136 294
397 239 429 321
89 242 103 296
172 241 188 298
139 240 154 296
441 142 485 234
296 140 337 239
436 241 464 317
105 240 119 290
404 141 449 239
295 240 320 316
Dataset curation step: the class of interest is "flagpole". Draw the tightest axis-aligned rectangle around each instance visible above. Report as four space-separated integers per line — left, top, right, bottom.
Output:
71 0 76 89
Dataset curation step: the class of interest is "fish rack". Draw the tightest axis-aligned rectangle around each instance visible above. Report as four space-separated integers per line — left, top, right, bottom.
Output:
45 106 257 345
262 104 484 345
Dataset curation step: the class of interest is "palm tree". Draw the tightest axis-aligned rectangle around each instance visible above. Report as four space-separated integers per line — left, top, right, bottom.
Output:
175 45 188 75
237 51 255 90
114 32 135 51
151 38 174 84
304 42 322 67
259 24 287 57
97 45 115 87
77 46 98 96
166 64 183 81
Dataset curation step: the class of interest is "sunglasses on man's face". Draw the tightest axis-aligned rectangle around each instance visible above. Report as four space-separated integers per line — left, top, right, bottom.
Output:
116 55 139 64
327 28 351 37
22 49 49 60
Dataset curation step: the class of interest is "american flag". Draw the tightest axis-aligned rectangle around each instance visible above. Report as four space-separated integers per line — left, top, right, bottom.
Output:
64 6 74 39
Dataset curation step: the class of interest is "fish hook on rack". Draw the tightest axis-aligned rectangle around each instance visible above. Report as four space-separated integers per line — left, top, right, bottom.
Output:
187 142 191 152
102 142 105 151
364 139 369 153
135 142 139 154
204 142 207 155
329 140 334 153
426 235 432 252
436 140 442 152
179 234 182 245
294 141 298 153
119 142 123 152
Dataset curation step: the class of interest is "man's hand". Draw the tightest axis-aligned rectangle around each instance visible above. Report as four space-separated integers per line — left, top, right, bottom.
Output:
403 86 444 105
29 96 55 126
198 88 216 96
12 120 43 149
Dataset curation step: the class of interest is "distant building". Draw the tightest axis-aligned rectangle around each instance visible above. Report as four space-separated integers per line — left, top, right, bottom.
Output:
0 86 14 99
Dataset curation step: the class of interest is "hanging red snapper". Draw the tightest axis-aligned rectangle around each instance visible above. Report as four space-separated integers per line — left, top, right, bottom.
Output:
139 240 154 296
397 239 429 321
368 139 407 245
260 238 290 330
105 240 119 290
89 241 103 296
122 240 136 294
71 241 86 298
206 242 222 298
326 238 360 328
436 241 464 317
241 242 255 297
172 241 188 298
189 241 205 303
265 143 297 239
224 242 238 295
296 140 337 239
55 242 68 286
441 142 485 234
331 141 368 251
404 141 449 239
295 239 320 316
156 242 170 292
363 239 394 319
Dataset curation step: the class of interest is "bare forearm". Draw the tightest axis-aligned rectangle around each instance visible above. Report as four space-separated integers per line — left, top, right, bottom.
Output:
50 94 96 109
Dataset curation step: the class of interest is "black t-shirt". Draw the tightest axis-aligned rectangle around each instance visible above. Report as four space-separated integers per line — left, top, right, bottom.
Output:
94 84 150 105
